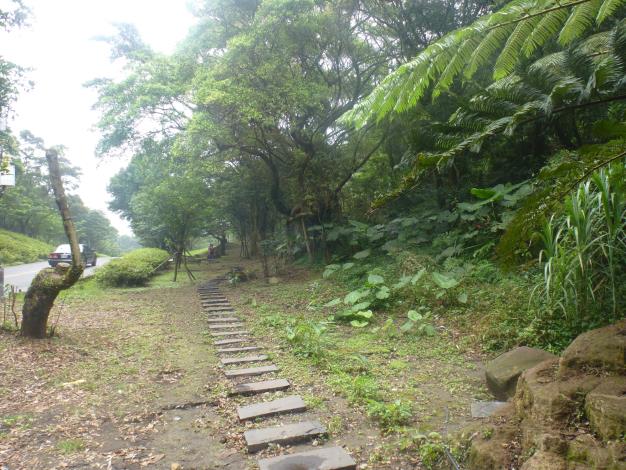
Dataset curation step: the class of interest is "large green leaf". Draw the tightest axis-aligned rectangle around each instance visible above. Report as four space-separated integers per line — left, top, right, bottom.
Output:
353 249 371 260
367 273 385 285
432 272 459 289
344 289 370 305
375 286 391 299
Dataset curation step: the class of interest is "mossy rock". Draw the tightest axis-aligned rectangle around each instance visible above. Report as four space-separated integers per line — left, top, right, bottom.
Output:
585 377 626 442
515 359 601 425
559 320 626 378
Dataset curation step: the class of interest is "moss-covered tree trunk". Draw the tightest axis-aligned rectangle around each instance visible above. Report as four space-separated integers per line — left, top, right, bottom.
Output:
20 149 83 338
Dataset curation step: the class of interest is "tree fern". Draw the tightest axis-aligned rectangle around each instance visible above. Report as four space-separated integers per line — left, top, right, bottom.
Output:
494 18 542 79
596 0 626 24
521 9 570 57
345 0 625 126
558 0 603 45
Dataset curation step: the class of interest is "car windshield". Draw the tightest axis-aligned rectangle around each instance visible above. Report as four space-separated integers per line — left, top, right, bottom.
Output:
53 244 84 253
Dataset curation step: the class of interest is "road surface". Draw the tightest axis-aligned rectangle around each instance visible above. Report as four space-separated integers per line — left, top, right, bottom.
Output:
2 257 112 292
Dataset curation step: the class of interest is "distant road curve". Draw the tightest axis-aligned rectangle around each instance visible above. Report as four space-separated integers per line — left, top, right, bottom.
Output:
2 257 112 292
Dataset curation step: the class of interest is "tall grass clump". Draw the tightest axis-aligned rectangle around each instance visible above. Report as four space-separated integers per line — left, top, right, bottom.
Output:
532 164 625 348
95 248 170 287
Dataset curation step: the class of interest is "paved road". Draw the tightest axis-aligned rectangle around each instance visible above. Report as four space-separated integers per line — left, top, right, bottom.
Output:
2 257 112 292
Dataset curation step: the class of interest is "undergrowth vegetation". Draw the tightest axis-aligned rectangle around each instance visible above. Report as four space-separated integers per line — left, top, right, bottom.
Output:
95 248 169 287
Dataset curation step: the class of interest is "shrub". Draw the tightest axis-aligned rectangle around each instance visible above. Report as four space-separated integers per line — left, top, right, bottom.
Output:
95 248 169 287
0 229 53 265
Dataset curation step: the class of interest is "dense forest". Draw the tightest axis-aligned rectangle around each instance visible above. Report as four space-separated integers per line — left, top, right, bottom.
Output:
85 0 625 349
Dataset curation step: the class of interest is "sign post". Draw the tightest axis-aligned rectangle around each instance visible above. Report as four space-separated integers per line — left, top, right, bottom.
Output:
0 114 11 299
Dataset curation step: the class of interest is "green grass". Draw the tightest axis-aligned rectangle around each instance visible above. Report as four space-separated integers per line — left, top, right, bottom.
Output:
55 438 85 454
0 229 53 265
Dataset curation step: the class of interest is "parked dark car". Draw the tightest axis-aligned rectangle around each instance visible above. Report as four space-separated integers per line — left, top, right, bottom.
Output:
48 244 97 267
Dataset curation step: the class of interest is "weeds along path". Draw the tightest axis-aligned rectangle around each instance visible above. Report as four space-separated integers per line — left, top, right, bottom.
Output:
208 251 490 468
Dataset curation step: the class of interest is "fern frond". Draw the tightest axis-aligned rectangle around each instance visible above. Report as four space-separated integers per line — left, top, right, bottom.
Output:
522 9 570 57
466 24 516 79
597 0 626 24
494 17 542 79
558 0 603 45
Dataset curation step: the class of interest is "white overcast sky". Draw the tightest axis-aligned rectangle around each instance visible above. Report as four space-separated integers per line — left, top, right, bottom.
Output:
0 0 197 235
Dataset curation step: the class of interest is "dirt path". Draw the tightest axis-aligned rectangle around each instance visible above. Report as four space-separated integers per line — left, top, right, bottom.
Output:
0 258 247 469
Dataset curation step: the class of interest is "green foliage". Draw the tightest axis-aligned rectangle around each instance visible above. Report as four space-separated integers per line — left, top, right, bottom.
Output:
95 248 169 287
530 164 625 346
365 399 414 432
401 308 437 336
284 319 329 361
0 229 52 264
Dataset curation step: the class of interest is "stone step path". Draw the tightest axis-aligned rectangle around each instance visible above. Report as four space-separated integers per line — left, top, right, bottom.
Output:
214 338 250 346
258 447 356 470
207 317 241 323
224 364 279 378
221 354 268 365
197 280 356 469
218 346 261 353
208 323 246 330
229 378 291 396
237 395 307 421
211 330 249 337
244 420 326 453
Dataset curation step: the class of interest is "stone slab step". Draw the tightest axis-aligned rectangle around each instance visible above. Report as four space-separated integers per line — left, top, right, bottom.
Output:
208 323 245 330
214 338 251 346
201 300 230 304
225 365 279 379
221 354 268 365
211 330 249 337
203 304 231 308
245 420 326 453
230 378 290 396
257 446 356 470
237 395 305 421
207 317 240 323
204 307 235 312
218 346 261 353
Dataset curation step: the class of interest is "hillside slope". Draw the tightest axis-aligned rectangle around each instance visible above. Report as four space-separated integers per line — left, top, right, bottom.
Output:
0 229 53 265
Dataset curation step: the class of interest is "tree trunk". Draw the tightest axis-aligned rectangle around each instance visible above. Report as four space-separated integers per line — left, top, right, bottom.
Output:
21 149 84 338
218 235 227 255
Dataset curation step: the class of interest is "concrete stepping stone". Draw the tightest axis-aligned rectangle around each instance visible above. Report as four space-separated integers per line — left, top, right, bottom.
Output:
237 395 306 421
201 298 228 302
230 378 290 396
211 330 249 337
204 307 235 312
214 338 251 346
471 401 508 418
245 420 326 453
203 303 231 308
201 300 230 304
208 323 245 330
207 317 240 323
224 365 279 379
221 354 268 365
218 346 261 353
257 446 356 470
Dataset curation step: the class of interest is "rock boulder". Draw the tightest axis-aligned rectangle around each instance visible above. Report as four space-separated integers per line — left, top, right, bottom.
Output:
559 319 626 378
485 346 557 400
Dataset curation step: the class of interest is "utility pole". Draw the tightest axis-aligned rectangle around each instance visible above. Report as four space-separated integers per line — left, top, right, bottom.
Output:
0 114 15 300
